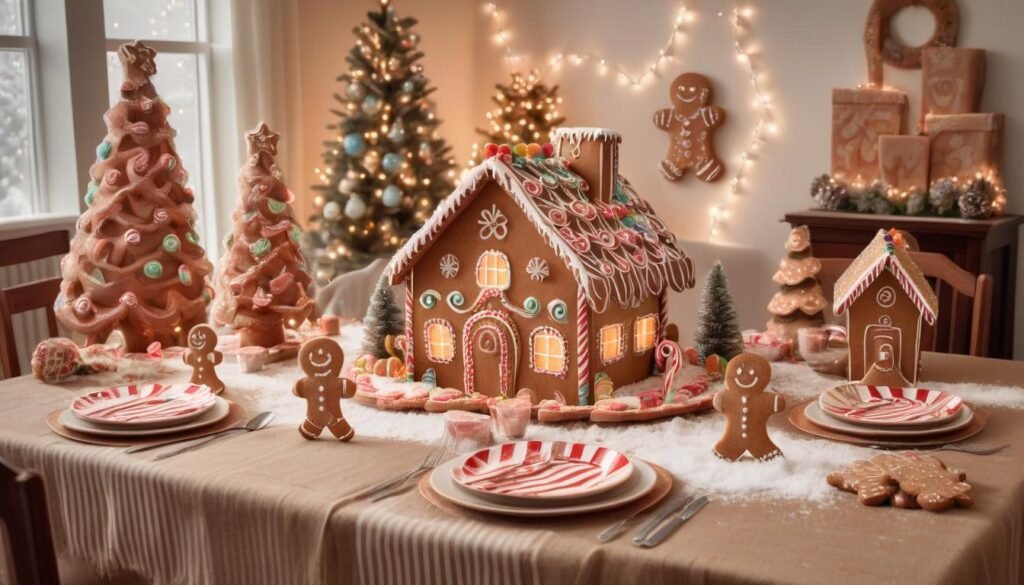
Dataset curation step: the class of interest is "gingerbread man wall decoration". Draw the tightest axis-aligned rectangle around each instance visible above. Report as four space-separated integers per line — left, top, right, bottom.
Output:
712 352 785 461
183 324 225 394
653 72 726 183
293 338 356 441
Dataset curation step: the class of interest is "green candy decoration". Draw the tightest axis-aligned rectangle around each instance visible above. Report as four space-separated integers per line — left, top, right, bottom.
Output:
289 224 302 243
268 199 287 214
223 233 234 250
162 234 181 253
96 141 112 160
84 181 98 206
249 237 271 258
523 296 541 315
186 231 200 245
143 260 163 279
178 265 192 285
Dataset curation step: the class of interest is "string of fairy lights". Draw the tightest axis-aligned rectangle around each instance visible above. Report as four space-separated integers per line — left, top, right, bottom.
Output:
482 0 777 243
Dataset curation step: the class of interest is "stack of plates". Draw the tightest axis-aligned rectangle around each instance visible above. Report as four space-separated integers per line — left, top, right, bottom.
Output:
804 384 973 439
60 383 229 439
429 441 660 517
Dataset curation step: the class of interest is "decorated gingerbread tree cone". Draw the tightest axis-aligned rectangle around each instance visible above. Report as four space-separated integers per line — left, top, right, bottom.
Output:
56 41 214 352
766 226 826 343
213 123 315 348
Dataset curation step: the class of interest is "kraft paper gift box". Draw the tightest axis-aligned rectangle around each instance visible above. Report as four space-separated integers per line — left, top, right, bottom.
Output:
920 47 986 132
924 113 1004 183
831 88 908 185
879 135 930 193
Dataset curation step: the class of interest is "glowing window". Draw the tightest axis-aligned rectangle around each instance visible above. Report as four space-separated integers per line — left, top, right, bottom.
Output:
599 324 624 364
424 319 455 363
634 314 658 353
475 250 511 290
531 327 566 376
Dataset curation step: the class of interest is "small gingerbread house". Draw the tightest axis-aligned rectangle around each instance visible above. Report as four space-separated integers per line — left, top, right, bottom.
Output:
387 128 695 405
833 230 938 385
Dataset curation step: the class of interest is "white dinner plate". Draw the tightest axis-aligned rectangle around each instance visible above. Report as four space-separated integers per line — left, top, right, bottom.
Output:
60 396 230 438
803 400 973 438
429 456 657 517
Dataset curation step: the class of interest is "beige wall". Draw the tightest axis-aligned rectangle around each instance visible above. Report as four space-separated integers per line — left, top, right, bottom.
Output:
289 0 1024 357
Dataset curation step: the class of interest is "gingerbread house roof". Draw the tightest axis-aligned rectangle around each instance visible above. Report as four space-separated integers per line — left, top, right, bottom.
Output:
833 230 938 324
387 156 695 313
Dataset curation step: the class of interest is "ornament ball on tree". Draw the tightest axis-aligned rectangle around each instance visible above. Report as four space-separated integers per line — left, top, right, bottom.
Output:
307 0 457 282
213 122 315 347
695 262 743 362
56 41 214 352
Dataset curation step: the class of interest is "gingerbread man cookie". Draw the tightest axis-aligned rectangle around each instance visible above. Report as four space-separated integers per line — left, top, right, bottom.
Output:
712 353 785 461
293 338 355 441
827 452 972 512
653 72 726 182
183 324 225 394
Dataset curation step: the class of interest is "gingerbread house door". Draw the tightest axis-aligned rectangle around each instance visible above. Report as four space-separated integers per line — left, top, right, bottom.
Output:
462 310 519 397
864 318 902 376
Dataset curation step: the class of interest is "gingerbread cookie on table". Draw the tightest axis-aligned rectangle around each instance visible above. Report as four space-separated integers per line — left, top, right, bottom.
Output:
293 338 355 441
184 324 225 394
712 352 785 461
827 452 972 512
653 72 726 182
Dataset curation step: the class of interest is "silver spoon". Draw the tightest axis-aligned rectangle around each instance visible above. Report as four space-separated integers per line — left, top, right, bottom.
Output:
153 412 276 460
126 411 276 454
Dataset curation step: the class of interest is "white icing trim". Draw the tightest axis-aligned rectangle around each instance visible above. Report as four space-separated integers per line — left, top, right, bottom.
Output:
550 127 622 143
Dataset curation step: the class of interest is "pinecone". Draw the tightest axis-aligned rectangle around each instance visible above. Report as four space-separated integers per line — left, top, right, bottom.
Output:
905 188 927 215
958 179 995 219
928 178 958 214
810 174 849 211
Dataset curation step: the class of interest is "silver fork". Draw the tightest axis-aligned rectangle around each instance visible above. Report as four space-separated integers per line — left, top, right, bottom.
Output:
869 443 1009 455
362 437 455 501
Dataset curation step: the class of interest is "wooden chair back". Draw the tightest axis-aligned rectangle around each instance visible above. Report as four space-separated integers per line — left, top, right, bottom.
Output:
0 230 70 379
816 252 992 356
0 458 60 585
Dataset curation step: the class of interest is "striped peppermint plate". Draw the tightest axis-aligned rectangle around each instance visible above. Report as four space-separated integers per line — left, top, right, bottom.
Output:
451 441 634 505
71 383 217 428
819 384 963 427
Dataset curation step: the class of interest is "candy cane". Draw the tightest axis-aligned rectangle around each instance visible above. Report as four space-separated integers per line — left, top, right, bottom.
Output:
576 286 590 406
656 340 682 404
404 284 414 381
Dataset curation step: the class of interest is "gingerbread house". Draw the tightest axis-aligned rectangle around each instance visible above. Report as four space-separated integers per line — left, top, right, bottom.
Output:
833 230 938 385
387 128 695 405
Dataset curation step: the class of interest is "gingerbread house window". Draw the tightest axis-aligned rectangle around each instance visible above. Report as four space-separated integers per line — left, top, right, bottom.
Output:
599 324 624 364
634 314 658 353
424 319 455 363
531 327 566 376
475 250 511 290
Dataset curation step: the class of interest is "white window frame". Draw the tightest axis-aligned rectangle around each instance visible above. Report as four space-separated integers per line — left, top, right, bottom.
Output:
0 0 47 218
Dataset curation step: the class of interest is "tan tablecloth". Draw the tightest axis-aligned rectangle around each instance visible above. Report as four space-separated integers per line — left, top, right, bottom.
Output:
1 352 1023 585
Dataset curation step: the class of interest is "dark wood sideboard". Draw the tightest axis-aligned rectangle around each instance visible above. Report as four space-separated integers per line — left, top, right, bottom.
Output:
784 210 1023 359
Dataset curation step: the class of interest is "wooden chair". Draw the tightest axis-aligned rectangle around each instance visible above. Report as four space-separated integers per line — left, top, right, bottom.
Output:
817 252 993 356
0 230 69 379
0 458 60 585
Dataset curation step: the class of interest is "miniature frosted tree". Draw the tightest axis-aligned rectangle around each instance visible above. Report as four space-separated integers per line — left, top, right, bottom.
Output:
56 41 213 352
695 262 742 361
213 123 316 347
306 0 457 282
766 225 826 341
362 275 403 358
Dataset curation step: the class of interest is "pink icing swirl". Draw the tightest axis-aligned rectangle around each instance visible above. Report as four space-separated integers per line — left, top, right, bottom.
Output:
74 298 93 316
153 208 169 223
124 229 141 246
104 169 122 185
119 292 138 306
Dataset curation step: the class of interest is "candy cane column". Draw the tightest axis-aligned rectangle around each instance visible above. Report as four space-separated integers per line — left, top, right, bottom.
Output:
576 286 590 406
404 277 414 381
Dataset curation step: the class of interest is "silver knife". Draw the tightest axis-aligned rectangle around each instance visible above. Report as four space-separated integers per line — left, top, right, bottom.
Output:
640 495 710 548
629 495 694 545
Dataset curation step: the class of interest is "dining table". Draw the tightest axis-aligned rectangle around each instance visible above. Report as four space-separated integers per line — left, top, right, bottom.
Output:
1 332 1023 585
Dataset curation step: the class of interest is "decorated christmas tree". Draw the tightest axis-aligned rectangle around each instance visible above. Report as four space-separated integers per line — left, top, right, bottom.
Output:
362 275 403 358
213 123 316 347
306 0 457 282
468 70 565 166
56 41 214 353
695 262 742 361
766 225 826 342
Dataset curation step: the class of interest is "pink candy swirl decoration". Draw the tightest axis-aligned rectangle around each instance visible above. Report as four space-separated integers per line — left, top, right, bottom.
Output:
124 229 141 246
656 340 682 403
74 297 93 316
153 208 169 223
119 292 138 306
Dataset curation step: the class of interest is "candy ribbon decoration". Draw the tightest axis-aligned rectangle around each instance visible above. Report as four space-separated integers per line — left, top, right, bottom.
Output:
656 339 682 404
